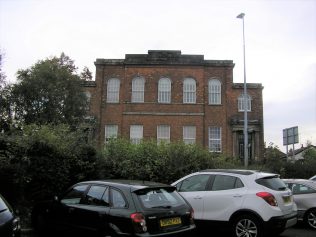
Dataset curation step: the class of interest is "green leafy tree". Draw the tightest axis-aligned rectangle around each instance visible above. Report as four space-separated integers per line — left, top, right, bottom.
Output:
11 53 89 126
80 66 93 81
0 52 14 132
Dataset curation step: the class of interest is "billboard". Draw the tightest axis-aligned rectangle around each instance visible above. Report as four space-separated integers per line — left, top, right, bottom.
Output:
283 126 299 146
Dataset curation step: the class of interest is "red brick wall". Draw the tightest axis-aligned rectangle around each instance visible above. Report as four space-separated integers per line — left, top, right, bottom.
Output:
85 52 264 159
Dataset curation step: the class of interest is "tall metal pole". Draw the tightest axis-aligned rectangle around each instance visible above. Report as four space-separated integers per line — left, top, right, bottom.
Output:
237 13 248 168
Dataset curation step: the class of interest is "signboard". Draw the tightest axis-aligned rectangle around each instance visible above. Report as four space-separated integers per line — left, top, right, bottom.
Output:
283 126 299 146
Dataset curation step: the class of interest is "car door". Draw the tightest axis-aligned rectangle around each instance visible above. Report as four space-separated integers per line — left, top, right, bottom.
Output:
108 187 132 235
57 184 90 231
175 174 211 220
69 185 110 234
203 174 246 221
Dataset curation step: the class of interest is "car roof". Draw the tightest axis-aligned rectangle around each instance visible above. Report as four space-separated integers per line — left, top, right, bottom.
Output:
283 179 316 189
199 169 277 177
77 180 172 192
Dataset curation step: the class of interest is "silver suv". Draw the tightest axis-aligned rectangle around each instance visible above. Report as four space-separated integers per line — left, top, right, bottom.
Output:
172 169 297 237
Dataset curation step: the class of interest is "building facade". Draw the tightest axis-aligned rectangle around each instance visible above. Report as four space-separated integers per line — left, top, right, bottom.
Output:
84 50 264 161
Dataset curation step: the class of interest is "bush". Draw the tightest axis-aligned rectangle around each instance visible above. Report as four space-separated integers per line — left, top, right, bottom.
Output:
99 138 243 184
0 124 99 204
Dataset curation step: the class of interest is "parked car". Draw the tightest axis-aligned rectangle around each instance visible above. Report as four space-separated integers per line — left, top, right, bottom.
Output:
0 194 21 237
171 169 297 237
309 175 316 181
32 180 195 236
283 179 316 229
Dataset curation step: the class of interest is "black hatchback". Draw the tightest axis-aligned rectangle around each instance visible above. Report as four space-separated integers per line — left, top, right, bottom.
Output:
32 180 195 236
0 194 21 237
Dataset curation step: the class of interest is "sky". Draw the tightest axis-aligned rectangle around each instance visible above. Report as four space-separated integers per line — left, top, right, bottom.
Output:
1 0 315 152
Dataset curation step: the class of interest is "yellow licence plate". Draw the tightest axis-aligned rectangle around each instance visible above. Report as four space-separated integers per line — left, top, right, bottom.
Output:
160 217 182 227
283 196 292 204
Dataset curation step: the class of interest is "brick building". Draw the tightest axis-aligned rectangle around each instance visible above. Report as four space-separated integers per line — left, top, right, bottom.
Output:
83 50 264 161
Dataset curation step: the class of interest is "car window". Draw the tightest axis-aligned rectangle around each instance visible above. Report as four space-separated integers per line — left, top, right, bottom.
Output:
85 185 109 206
256 176 287 191
137 188 186 208
111 189 127 208
211 175 243 191
178 175 210 192
290 183 316 195
61 184 89 205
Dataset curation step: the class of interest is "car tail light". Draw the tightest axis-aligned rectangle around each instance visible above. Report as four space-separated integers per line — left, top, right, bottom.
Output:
130 212 147 233
256 192 278 206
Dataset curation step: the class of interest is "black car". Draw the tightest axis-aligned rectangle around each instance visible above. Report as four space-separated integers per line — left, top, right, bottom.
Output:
0 194 21 237
32 180 195 236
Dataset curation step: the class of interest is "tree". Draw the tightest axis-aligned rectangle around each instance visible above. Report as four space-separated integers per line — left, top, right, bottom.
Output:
0 52 6 89
80 66 93 81
11 53 89 126
0 52 13 132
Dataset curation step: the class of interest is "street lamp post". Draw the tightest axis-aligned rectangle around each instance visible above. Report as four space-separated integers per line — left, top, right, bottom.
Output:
237 13 248 168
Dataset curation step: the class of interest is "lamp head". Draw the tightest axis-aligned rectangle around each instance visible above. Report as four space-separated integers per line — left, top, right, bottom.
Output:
237 13 245 19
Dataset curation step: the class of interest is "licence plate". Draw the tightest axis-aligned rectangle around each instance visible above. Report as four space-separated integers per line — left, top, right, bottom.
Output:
160 217 182 227
283 196 292 204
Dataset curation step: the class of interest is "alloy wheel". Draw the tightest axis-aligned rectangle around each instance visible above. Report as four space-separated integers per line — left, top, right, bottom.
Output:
235 218 258 237
306 209 316 229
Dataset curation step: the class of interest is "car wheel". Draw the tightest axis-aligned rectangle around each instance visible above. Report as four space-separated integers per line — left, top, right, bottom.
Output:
232 214 263 237
304 208 316 229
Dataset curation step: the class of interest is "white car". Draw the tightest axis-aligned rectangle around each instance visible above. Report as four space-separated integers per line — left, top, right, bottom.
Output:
172 169 297 237
283 179 316 229
309 175 316 181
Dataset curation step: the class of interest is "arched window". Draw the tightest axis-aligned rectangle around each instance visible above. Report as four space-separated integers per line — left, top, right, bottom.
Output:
158 78 171 103
238 93 251 112
132 77 145 103
183 78 196 104
106 78 120 103
209 79 221 105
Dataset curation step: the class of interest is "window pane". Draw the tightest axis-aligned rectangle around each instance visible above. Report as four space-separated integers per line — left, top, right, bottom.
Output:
158 78 171 103
209 79 221 105
212 175 237 191
61 185 89 204
238 94 251 112
86 186 109 206
183 126 196 144
105 125 118 142
179 175 210 192
209 127 221 152
111 189 127 208
137 188 186 208
157 125 170 143
130 125 143 144
107 79 120 103
132 77 144 103
183 78 196 104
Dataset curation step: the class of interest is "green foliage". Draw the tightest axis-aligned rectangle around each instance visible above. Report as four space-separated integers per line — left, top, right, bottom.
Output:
11 53 88 126
263 142 285 174
0 124 99 203
99 139 241 183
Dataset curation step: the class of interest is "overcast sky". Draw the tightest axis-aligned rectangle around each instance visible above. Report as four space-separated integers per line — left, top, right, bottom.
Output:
1 0 315 151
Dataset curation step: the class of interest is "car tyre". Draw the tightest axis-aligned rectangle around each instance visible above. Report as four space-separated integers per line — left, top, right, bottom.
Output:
304 208 316 229
232 214 263 237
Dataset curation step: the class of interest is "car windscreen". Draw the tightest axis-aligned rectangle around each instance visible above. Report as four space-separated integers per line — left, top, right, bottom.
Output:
135 188 186 209
256 176 287 191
